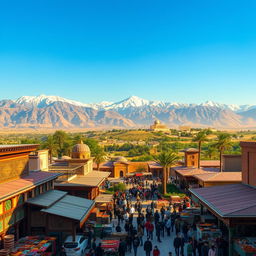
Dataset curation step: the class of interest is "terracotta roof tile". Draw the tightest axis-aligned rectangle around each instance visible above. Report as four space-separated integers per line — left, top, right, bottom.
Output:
0 171 61 201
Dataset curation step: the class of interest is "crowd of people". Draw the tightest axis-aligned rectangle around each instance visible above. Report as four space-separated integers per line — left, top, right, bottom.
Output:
86 177 228 256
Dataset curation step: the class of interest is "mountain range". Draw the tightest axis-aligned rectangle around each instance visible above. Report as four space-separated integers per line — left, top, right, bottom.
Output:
1 95 256 129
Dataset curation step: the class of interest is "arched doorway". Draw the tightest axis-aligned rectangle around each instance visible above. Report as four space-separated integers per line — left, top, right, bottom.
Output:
120 171 124 177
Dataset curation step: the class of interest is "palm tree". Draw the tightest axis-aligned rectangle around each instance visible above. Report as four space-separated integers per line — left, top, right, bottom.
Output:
214 133 232 171
94 149 107 170
154 151 179 195
193 131 208 168
42 135 57 163
203 146 217 160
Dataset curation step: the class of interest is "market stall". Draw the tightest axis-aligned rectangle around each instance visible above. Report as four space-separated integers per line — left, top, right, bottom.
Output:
233 238 256 256
180 207 200 224
101 240 120 256
197 223 222 240
156 199 170 208
10 236 56 256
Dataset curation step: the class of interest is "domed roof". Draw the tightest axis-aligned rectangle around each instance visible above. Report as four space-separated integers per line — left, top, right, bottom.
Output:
154 119 161 125
115 156 128 162
72 140 91 153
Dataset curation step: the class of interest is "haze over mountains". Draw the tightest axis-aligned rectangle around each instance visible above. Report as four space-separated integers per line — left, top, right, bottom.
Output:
1 95 256 129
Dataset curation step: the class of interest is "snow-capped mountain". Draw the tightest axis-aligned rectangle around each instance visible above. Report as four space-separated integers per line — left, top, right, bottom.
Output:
16 95 91 108
0 94 255 129
14 94 256 113
15 95 113 110
200 100 255 112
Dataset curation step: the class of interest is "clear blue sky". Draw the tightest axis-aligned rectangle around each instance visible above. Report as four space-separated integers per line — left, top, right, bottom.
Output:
1 0 256 104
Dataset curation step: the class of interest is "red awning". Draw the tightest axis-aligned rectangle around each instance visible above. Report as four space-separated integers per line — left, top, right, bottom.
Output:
135 173 143 177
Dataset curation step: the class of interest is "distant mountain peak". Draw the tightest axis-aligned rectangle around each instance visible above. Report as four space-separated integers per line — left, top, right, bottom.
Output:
15 95 93 108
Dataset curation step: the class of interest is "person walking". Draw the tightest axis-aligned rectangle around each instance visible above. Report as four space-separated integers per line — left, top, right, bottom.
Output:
160 206 165 221
173 234 182 256
187 240 193 256
118 239 126 256
144 238 153 256
138 225 144 246
153 246 160 256
145 220 154 240
95 243 103 256
165 217 171 236
133 235 140 256
208 245 216 256
174 218 181 235
154 210 160 225
126 234 132 253
191 237 198 256
201 242 209 256
148 221 154 240
156 222 162 242
180 234 185 256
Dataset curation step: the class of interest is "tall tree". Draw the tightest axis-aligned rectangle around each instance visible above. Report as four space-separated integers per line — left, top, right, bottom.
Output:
154 151 179 195
53 130 69 158
214 133 232 171
193 131 208 168
83 138 101 156
203 145 217 160
42 135 57 163
94 149 107 170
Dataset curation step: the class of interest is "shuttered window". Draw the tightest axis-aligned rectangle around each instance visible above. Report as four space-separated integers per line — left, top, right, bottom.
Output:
4 200 12 212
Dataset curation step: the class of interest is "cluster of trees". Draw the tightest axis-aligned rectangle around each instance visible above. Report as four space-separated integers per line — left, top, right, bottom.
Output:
104 143 150 156
154 130 238 194
193 131 235 171
39 131 105 165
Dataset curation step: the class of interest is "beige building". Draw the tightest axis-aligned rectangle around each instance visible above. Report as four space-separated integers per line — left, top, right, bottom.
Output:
150 120 170 132
29 150 49 172
49 141 110 200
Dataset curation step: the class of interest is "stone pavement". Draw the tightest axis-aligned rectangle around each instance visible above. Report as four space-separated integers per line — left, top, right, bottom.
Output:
116 199 177 256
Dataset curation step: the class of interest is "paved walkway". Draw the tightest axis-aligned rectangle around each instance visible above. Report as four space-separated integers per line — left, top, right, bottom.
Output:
114 199 177 256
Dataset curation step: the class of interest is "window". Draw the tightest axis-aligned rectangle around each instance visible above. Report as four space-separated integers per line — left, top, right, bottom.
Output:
0 219 3 232
16 208 25 222
17 194 24 206
4 214 15 228
0 203 3 214
4 200 12 212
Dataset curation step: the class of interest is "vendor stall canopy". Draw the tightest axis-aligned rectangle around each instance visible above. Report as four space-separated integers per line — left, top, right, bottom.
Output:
190 184 256 217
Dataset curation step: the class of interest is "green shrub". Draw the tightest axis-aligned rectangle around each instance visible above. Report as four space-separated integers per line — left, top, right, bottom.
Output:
113 183 127 192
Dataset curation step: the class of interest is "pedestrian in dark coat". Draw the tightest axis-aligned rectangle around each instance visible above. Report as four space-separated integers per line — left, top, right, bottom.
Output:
95 243 103 256
144 239 153 256
156 222 162 242
173 234 182 256
133 235 140 256
119 239 127 256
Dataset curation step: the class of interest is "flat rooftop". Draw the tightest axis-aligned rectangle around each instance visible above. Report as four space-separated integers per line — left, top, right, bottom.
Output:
193 172 242 183
173 166 219 177
57 170 111 187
